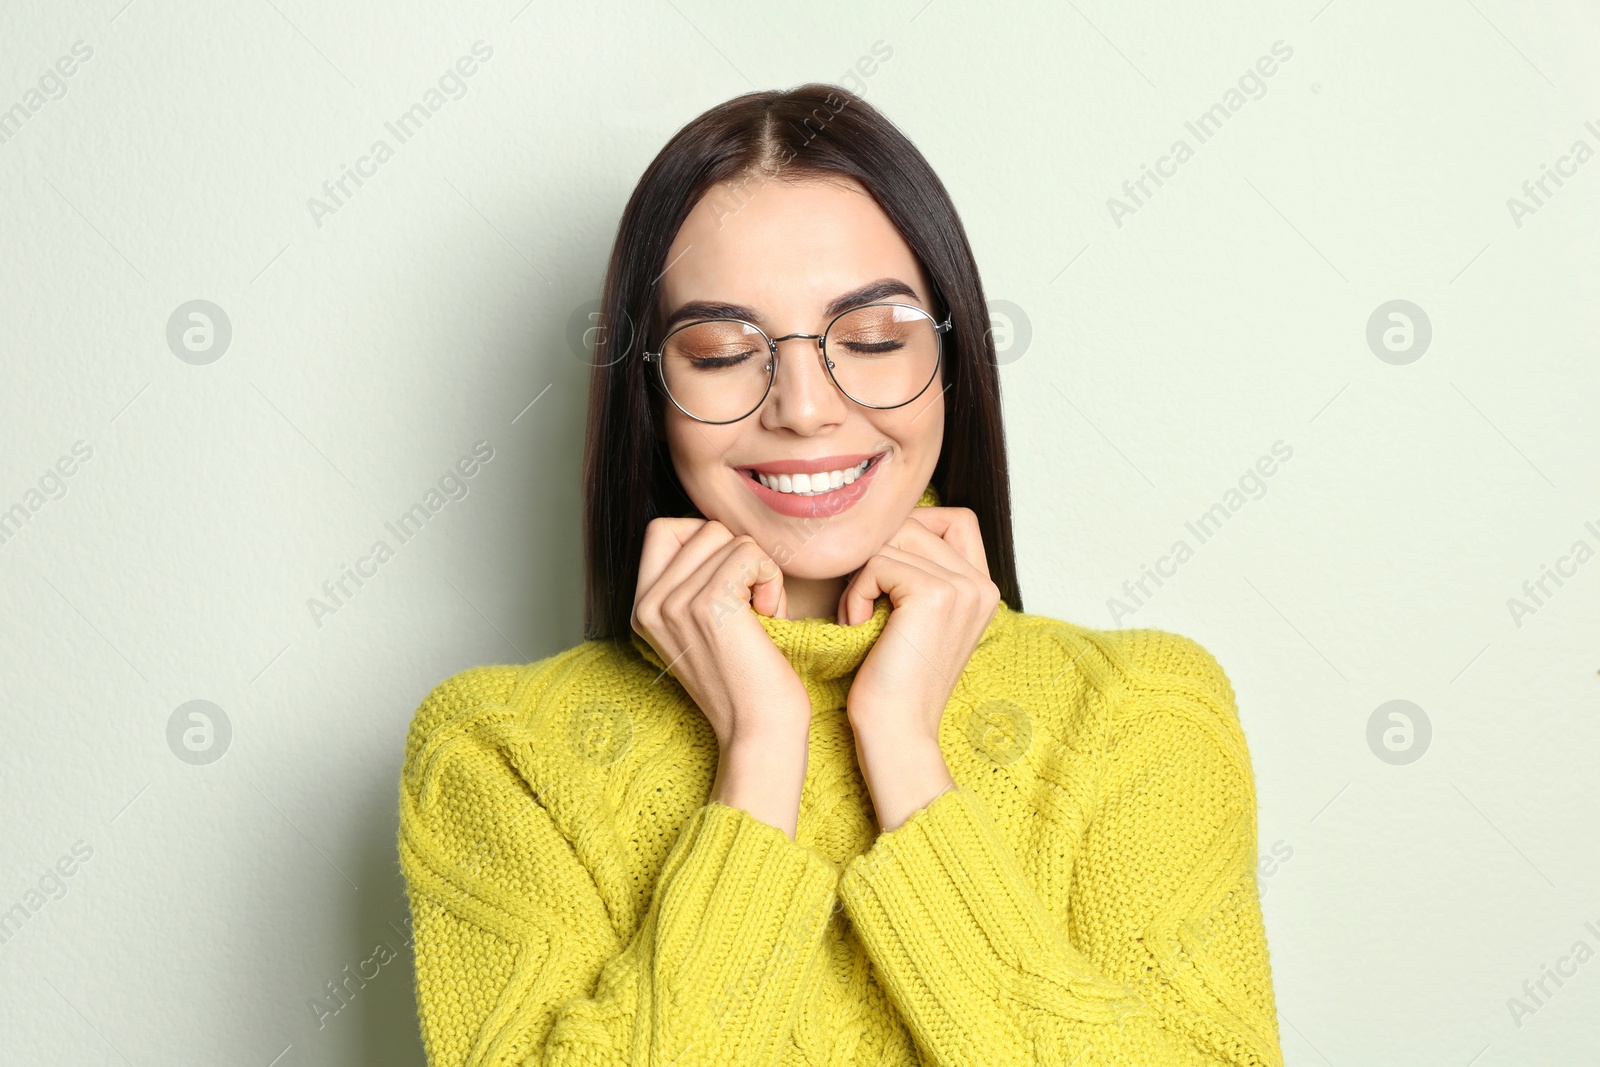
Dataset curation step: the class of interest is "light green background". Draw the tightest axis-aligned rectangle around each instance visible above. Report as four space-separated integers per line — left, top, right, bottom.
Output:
2 1 1596 1064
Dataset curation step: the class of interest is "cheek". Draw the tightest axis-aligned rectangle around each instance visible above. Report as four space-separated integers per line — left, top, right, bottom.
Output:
664 418 739 492
894 397 944 457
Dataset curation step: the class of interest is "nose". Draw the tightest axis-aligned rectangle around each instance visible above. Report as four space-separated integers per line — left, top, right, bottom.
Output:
760 334 845 431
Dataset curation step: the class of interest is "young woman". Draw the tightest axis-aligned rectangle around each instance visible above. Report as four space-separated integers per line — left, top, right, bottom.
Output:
398 83 1285 1066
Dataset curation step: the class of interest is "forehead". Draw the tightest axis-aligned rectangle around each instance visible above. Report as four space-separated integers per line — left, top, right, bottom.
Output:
656 174 928 316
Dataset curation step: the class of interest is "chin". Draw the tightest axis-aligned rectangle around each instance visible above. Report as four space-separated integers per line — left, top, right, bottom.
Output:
769 543 869 581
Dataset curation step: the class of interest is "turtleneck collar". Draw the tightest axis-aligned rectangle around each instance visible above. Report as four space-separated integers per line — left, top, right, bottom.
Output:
629 483 993 683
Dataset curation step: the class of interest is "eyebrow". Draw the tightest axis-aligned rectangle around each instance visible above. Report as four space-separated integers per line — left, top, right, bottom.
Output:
660 278 923 334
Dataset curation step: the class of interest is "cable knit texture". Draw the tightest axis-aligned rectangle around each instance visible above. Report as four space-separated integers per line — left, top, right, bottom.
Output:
397 485 1285 1065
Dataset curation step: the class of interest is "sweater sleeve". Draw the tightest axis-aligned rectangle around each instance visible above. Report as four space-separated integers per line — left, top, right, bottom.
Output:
835 637 1284 1067
397 667 841 1066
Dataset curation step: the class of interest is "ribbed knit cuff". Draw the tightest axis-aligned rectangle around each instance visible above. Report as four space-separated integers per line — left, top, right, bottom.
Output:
839 788 1133 1029
652 802 841 1056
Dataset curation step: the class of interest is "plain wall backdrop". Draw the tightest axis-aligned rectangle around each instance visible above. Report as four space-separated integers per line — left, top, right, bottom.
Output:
2 1 1597 1064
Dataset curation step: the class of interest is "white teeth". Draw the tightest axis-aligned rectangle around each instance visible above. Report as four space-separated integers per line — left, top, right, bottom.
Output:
755 457 874 495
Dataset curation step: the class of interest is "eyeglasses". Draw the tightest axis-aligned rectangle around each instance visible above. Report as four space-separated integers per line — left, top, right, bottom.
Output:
642 301 952 425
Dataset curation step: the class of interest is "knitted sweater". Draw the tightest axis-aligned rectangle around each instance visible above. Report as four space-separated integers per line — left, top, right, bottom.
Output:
397 487 1285 1066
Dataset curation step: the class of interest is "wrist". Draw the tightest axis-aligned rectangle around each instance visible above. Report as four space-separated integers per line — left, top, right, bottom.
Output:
848 715 940 760
710 726 811 839
850 730 953 832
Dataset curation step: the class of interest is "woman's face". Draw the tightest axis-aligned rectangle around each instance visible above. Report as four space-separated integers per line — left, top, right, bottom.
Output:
654 173 945 583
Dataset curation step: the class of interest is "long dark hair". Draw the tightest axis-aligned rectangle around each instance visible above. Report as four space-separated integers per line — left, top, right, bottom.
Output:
581 82 1020 641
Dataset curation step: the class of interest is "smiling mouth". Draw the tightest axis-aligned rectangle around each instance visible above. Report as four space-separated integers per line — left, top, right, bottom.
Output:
739 454 883 496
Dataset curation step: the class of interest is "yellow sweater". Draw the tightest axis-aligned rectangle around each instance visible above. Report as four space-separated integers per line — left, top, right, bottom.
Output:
397 487 1284 1066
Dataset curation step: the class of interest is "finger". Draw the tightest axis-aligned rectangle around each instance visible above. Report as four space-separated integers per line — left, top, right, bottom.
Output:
638 519 735 606
838 539 972 626
879 539 1002 635
736 542 785 618
870 542 970 602
838 547 937 626
676 535 785 624
636 517 708 599
903 507 991 577
885 516 983 582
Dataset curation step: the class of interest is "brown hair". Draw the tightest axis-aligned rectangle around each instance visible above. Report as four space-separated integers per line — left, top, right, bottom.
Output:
581 82 1020 641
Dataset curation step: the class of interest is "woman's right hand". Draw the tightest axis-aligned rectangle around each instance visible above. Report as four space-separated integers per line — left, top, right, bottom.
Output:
632 518 814 835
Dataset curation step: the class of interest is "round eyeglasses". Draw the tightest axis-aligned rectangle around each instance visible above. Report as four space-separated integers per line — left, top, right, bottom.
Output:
642 301 952 425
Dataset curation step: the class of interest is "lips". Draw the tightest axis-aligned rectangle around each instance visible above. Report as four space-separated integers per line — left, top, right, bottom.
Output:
738 452 887 519
738 453 882 476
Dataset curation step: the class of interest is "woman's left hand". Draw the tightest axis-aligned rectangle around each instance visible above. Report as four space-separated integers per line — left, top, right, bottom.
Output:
839 507 1001 827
